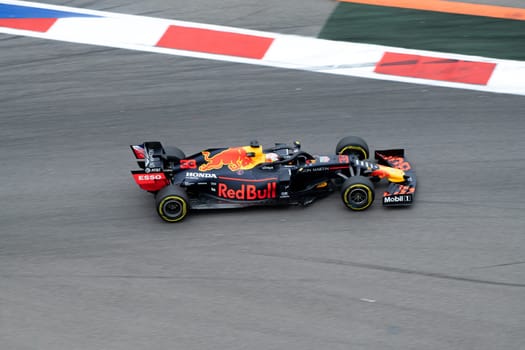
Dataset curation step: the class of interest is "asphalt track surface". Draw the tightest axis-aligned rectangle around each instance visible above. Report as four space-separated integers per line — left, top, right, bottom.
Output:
1 1 524 349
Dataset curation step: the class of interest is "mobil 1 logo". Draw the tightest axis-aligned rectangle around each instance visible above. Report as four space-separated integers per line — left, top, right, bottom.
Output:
383 194 413 205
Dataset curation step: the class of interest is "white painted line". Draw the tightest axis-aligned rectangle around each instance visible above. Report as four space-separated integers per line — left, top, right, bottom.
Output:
46 18 169 47
360 298 376 303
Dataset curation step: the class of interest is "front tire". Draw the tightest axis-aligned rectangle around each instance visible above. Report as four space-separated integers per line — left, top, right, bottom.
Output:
155 185 190 222
336 136 369 160
341 176 375 211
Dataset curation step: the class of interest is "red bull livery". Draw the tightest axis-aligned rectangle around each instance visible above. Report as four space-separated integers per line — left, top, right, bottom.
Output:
130 137 417 222
199 146 261 171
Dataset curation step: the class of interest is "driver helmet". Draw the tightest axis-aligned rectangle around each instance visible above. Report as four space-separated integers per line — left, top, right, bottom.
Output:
265 152 280 162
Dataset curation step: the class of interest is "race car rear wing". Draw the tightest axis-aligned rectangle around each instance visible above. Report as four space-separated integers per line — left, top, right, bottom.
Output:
130 142 173 192
130 142 159 169
375 149 416 207
130 141 177 170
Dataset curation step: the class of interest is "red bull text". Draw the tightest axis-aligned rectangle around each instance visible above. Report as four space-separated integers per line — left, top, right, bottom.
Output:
218 182 277 200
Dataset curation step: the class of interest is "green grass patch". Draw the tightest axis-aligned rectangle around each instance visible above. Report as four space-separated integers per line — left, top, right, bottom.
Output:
319 3 525 60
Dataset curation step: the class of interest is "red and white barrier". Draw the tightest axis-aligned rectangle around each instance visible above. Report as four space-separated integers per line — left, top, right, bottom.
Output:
1 0 524 95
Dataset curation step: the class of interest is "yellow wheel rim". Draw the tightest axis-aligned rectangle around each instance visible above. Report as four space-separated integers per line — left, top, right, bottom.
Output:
158 195 188 222
343 184 373 210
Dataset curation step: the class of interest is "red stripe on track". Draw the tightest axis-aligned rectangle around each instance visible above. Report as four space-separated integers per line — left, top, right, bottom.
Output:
156 25 274 59
374 52 496 85
0 18 57 32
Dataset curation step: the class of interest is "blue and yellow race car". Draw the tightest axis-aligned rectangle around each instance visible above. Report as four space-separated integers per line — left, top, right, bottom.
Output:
130 136 416 222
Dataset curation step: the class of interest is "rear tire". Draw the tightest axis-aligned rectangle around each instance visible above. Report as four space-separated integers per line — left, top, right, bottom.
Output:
155 185 190 222
341 176 375 211
336 136 369 160
164 146 186 160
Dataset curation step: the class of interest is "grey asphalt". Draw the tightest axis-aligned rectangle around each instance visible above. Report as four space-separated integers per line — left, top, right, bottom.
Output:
1 1 524 349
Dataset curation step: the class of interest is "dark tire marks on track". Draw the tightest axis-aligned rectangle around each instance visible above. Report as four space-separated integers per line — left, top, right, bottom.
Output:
248 252 525 288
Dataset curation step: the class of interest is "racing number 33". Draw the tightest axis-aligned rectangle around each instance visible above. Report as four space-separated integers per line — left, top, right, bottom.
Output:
180 159 197 169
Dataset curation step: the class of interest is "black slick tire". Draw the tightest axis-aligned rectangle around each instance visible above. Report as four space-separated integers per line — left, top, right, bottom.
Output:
155 185 190 222
164 146 186 160
341 176 375 211
336 136 369 160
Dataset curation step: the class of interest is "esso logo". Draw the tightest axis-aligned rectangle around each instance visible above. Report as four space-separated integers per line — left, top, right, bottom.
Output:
138 174 163 181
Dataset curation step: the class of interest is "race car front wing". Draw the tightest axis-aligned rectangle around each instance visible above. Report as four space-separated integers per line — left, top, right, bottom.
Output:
375 149 416 207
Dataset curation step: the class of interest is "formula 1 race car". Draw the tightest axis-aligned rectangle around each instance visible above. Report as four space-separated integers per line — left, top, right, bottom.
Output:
130 136 416 222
